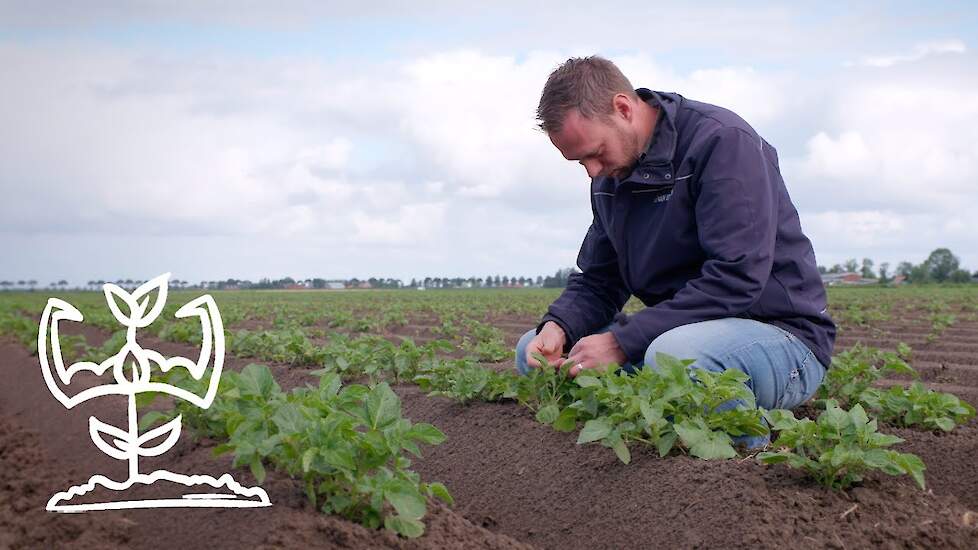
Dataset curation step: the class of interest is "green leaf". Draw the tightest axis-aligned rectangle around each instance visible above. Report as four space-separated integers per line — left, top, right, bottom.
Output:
655 431 678 458
212 443 235 457
407 423 446 445
250 457 266 484
138 410 171 431
577 418 612 444
321 448 357 471
575 375 602 388
385 515 425 538
271 403 305 434
384 480 427 520
427 482 453 505
301 448 316 473
535 404 559 425
609 434 631 464
893 452 926 490
933 417 954 432
757 451 790 464
640 401 662 426
366 383 401 429
239 363 279 399
135 391 159 408
318 371 342 398
552 407 578 432
675 420 736 460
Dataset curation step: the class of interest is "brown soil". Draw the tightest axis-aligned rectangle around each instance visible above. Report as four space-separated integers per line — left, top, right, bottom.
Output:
0 337 531 550
4 309 978 549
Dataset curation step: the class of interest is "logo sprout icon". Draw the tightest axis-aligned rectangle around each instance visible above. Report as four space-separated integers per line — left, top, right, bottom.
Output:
39 273 271 511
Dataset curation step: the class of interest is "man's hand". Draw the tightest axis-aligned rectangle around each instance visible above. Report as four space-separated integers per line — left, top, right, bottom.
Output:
567 332 627 377
525 321 567 369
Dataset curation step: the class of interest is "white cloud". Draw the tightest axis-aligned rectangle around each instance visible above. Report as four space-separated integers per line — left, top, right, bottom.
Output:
782 51 978 269
849 39 967 68
2 27 977 282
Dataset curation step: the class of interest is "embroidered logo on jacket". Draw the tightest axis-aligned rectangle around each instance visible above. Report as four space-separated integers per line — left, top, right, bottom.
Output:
654 190 673 204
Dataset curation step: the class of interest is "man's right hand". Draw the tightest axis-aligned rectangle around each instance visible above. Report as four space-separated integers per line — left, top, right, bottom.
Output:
525 321 567 369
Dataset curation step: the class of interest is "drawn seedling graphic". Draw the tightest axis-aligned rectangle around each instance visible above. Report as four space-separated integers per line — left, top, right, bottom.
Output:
38 273 271 511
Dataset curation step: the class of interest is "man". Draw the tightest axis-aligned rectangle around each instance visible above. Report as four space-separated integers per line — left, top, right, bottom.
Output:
516 56 835 421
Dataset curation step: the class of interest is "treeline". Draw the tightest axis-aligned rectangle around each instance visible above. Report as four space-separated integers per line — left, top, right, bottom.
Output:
819 248 976 284
0 268 582 292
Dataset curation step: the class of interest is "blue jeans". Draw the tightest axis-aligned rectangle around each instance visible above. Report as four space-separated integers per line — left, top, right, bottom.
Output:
515 318 827 447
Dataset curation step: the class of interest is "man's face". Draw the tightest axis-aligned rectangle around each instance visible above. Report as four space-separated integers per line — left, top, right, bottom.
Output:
549 108 642 180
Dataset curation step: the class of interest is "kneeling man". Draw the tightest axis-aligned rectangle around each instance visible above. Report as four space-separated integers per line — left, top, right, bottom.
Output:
517 56 836 426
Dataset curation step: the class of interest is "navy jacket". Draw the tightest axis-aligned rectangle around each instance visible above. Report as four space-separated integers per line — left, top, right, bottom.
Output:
541 89 836 369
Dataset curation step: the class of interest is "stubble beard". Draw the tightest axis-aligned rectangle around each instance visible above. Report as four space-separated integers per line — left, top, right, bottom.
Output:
609 125 643 181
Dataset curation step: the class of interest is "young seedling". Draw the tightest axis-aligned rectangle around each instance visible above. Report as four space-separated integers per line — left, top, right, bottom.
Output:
572 354 768 462
757 400 926 490
150 364 452 538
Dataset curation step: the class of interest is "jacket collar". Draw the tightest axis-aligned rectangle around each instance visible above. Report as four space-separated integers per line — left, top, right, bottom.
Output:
591 89 682 192
636 88 681 166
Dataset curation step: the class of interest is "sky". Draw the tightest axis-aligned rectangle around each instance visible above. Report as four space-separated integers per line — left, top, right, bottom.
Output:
2 1 977 285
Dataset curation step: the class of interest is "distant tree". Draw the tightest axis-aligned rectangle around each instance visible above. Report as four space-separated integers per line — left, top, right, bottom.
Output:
909 264 930 284
494 275 501 286
950 269 972 283
896 262 914 278
502 276 510 287
878 262 891 284
312 278 327 289
829 264 843 274
923 248 960 283
844 258 859 273
817 265 827 274
409 278 418 288
860 258 875 279
536 275 544 286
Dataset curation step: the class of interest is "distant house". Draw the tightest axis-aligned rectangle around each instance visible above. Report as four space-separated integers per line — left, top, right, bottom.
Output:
325 281 345 290
821 272 876 286
890 275 907 286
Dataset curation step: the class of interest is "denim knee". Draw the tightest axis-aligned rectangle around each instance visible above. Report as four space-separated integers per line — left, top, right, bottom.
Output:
514 328 537 375
643 327 703 370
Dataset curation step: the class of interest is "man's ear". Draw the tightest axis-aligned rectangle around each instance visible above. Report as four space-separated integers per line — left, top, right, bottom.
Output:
611 93 633 121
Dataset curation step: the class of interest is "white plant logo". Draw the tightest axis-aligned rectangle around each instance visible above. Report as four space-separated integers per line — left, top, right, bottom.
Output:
38 273 271 511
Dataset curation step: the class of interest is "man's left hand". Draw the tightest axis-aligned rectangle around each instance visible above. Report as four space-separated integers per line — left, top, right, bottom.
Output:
567 332 627 377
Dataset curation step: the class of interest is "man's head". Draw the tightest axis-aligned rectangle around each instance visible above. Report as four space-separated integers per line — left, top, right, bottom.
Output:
536 56 655 180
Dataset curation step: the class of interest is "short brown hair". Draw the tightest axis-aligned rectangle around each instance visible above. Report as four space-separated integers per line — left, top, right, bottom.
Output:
536 56 637 133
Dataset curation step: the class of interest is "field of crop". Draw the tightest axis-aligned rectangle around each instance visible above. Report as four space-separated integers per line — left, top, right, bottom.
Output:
2 285 978 548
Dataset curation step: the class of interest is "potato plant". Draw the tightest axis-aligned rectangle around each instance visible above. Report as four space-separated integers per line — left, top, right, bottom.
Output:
570 353 768 462
859 382 975 431
414 352 769 462
818 344 973 431
414 357 518 404
143 364 451 538
757 401 926 490
817 344 917 407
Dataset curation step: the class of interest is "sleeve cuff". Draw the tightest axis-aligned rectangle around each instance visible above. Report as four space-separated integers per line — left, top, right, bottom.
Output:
608 313 650 365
